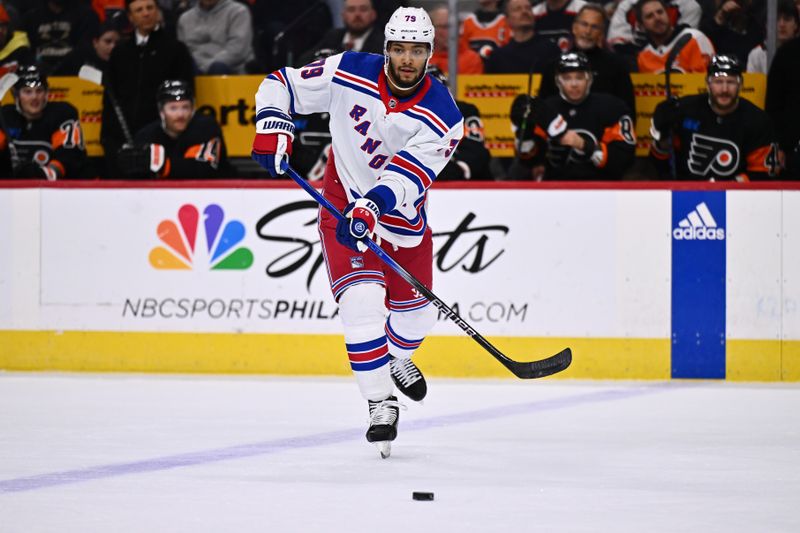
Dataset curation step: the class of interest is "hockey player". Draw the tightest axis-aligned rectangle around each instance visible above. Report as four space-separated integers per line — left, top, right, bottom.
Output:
252 7 464 457
0 65 92 179
649 54 779 180
116 80 230 179
511 52 636 180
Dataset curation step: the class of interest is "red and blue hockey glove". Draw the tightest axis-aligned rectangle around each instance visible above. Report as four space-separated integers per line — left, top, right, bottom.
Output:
252 108 295 177
335 185 396 252
336 197 381 252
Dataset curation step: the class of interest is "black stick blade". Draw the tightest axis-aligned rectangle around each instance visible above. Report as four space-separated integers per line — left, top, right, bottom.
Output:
505 348 572 379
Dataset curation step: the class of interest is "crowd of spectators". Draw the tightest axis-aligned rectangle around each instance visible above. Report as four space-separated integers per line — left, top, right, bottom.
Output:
0 0 798 180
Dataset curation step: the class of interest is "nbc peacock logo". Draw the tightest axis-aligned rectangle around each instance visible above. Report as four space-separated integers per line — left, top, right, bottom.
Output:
149 204 254 270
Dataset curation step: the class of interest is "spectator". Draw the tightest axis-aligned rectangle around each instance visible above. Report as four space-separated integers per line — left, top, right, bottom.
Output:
52 16 122 75
23 0 101 74
101 0 194 177
636 0 714 72
459 0 510 60
177 0 254 74
608 0 702 69
427 66 493 180
533 0 588 51
700 0 763 65
746 0 798 73
297 0 383 66
510 52 636 180
428 4 483 75
0 65 93 179
766 34 800 178
538 4 636 115
117 80 231 178
484 0 561 74
0 3 35 77
650 54 778 180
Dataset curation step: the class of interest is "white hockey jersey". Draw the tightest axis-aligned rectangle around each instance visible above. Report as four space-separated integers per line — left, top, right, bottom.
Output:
255 51 464 248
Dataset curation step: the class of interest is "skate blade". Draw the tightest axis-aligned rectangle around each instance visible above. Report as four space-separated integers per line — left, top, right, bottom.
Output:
374 441 391 459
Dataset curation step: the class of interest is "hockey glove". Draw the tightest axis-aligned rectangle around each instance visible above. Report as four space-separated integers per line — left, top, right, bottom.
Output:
252 108 295 177
335 186 395 252
650 97 680 142
14 161 64 181
117 144 169 179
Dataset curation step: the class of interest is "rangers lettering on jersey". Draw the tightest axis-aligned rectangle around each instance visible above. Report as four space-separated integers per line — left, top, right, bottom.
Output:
255 51 464 248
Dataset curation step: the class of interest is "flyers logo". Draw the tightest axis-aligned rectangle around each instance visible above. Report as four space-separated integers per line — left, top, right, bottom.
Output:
688 134 740 177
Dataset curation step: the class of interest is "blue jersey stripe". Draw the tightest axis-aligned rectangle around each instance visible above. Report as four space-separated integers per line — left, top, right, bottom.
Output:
396 150 436 182
401 110 445 138
385 163 425 194
332 77 381 100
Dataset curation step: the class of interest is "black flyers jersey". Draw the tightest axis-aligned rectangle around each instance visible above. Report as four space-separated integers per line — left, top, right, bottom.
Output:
529 93 636 180
0 101 90 179
133 114 230 179
651 94 779 181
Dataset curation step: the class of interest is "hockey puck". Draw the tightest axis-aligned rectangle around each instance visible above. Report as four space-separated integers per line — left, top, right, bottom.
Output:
412 491 434 501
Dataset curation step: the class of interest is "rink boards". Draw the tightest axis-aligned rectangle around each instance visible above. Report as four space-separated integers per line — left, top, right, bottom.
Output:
0 182 798 381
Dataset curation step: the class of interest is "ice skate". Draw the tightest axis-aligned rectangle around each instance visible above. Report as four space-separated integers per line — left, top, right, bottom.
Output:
390 356 427 402
366 395 402 458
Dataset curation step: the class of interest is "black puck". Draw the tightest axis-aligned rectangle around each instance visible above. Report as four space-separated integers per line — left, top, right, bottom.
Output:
412 491 434 501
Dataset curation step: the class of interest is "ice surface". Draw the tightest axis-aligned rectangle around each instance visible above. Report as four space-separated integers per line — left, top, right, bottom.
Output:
1 373 798 532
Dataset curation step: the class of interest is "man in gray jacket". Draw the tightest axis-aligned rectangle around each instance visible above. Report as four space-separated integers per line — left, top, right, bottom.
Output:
177 0 254 74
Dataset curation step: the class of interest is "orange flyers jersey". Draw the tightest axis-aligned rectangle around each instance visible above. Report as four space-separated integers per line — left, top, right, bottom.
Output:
637 27 715 73
460 12 511 59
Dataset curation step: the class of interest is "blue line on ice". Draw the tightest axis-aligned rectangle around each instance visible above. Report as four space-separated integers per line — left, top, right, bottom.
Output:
0 384 670 493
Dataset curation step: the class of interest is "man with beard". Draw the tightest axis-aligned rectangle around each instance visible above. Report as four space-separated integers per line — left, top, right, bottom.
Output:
510 52 636 180
485 0 561 74
636 0 715 73
252 7 463 458
116 80 230 178
537 4 635 115
649 54 779 180
297 0 384 65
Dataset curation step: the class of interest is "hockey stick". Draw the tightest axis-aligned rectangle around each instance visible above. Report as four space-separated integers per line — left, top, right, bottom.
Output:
78 65 134 146
0 73 21 173
663 32 692 179
282 163 572 379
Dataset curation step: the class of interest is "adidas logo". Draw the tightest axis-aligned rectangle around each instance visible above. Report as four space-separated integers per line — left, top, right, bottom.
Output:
673 202 725 240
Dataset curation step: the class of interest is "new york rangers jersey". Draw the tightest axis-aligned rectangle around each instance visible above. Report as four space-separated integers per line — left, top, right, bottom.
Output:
256 52 464 247
255 51 464 248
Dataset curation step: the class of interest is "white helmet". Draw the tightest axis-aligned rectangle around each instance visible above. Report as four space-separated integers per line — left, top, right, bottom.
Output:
384 7 435 51
383 7 434 90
